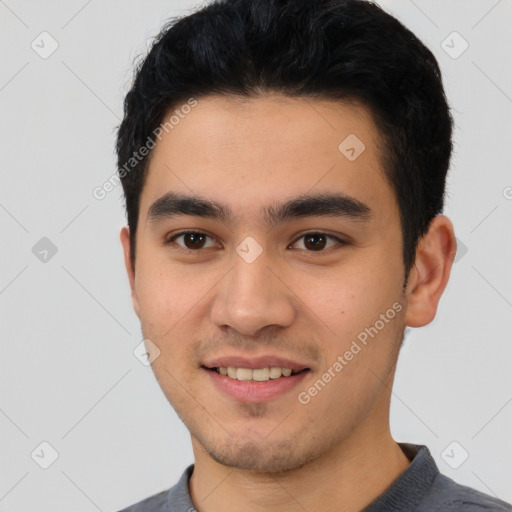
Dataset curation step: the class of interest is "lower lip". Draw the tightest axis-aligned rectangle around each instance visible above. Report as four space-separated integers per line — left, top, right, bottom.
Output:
204 368 310 403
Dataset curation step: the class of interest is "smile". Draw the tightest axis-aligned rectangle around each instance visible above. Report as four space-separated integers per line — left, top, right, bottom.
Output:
213 366 302 381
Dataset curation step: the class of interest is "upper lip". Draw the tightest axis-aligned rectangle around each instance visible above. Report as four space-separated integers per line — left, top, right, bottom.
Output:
202 354 311 372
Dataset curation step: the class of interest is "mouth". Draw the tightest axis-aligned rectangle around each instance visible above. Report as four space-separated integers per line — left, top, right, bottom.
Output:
203 365 309 381
201 359 311 403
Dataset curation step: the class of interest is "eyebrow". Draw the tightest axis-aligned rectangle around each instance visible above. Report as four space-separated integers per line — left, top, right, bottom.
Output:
147 191 372 228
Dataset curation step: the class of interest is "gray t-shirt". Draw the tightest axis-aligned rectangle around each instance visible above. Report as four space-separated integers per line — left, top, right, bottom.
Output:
116 443 512 511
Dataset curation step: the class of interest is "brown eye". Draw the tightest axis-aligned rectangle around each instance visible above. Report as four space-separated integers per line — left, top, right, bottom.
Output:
166 231 217 252
290 232 345 252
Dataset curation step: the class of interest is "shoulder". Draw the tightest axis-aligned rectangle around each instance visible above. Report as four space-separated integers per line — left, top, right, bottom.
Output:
114 464 194 512
420 473 512 511
115 488 170 512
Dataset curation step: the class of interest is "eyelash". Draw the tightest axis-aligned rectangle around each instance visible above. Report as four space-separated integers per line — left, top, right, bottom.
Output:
164 230 347 255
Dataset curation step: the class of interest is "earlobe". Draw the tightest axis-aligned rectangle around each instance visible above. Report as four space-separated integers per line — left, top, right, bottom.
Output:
120 226 141 319
404 215 457 328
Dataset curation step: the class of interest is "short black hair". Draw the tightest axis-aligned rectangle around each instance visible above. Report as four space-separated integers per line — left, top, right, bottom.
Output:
116 0 453 287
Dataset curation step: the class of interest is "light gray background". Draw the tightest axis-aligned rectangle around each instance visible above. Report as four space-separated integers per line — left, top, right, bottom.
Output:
1 0 511 510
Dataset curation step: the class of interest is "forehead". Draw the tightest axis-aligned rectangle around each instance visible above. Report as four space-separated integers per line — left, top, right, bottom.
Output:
139 94 397 228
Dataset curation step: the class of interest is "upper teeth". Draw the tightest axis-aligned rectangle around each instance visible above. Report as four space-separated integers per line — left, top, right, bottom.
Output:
217 367 294 381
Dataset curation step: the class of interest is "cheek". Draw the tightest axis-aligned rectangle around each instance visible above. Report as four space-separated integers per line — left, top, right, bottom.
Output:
298 264 388 332
295 259 403 369
135 258 221 359
135 261 190 338
136 270 204 384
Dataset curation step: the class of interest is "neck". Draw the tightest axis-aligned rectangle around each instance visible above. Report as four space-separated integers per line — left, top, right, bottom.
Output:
189 412 410 512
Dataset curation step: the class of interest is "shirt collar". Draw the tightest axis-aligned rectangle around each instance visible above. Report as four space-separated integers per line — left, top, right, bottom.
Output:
167 443 439 512
361 443 439 511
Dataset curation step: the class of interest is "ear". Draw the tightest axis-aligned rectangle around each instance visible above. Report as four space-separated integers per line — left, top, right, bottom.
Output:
404 215 457 328
120 226 141 319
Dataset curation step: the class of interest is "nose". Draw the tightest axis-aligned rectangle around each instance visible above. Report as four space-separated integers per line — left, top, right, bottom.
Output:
210 250 296 337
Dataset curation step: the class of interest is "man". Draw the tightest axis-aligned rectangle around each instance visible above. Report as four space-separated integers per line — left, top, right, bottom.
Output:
115 0 511 510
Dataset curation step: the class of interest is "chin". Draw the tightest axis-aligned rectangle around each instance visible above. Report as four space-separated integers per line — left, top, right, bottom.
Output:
197 433 319 474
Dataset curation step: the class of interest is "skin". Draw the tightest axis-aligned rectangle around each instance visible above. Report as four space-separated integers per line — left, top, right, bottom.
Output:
120 94 457 512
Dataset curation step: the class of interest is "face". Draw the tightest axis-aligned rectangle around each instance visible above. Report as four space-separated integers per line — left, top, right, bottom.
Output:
121 94 412 472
